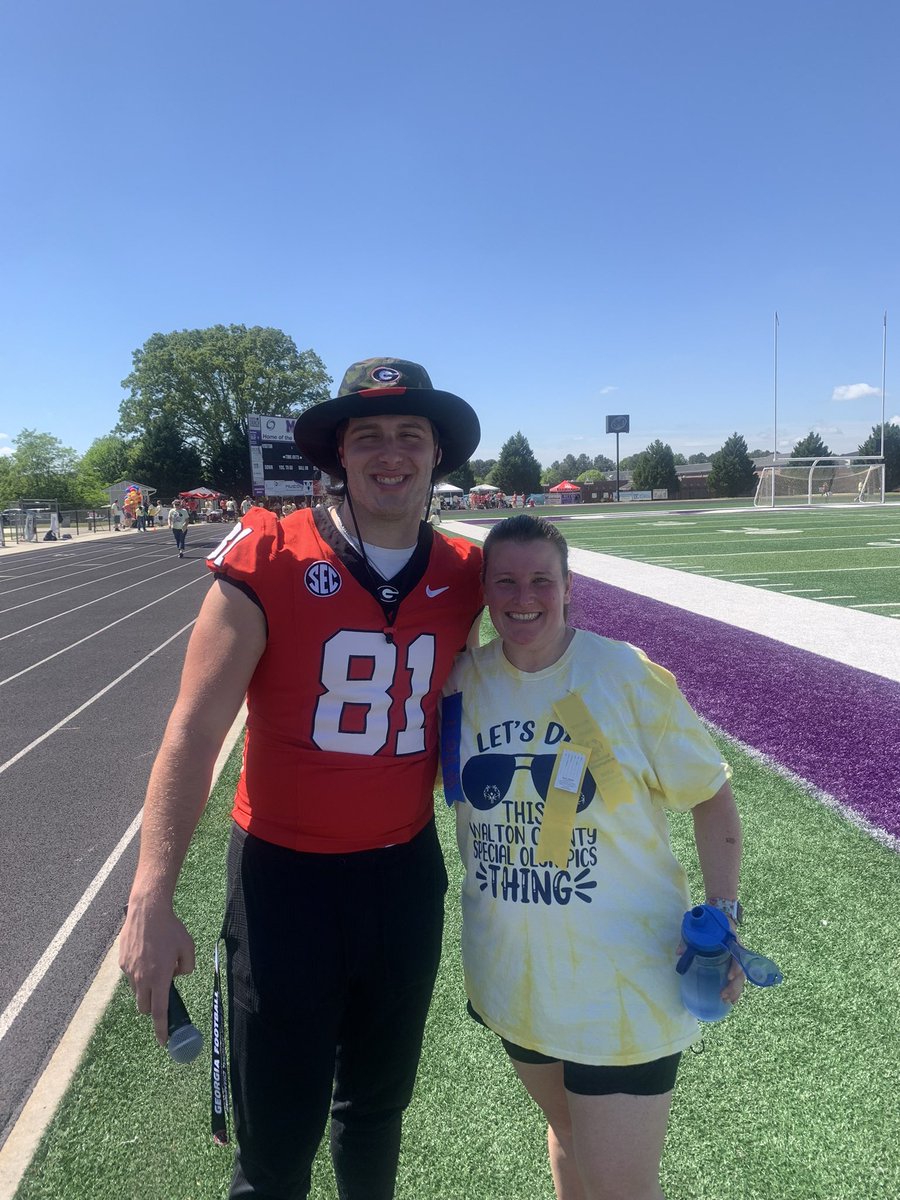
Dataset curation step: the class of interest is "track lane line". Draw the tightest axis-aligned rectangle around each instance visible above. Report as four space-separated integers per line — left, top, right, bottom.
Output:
0 576 206 686
0 561 203 643
0 620 196 779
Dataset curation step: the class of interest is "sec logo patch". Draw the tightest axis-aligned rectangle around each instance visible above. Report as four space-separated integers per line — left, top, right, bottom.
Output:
305 561 342 596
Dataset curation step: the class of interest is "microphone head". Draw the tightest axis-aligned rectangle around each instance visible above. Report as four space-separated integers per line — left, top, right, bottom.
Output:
168 1023 204 1064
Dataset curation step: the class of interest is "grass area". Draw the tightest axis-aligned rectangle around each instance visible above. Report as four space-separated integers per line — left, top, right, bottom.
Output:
15 719 900 1199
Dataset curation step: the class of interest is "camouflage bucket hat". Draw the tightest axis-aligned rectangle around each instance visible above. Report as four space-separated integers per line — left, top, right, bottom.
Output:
292 357 481 480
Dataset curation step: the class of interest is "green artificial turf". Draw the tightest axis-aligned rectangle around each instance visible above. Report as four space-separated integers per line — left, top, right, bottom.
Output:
15 733 900 1199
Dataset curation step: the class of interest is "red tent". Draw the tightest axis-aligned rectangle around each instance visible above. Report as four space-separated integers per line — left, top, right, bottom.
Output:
179 487 222 498
549 480 581 492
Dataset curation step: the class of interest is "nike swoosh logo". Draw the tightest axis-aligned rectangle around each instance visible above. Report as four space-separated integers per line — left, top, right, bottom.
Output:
425 585 450 598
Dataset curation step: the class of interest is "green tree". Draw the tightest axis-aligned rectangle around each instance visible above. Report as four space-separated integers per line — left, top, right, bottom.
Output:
672 453 687 466
707 432 758 497
4 430 82 505
541 464 564 487
576 469 606 483
630 440 680 494
748 448 768 459
470 458 497 483
445 461 476 491
79 434 134 486
618 453 642 470
791 431 833 458
118 325 331 496
592 453 615 473
490 432 542 495
128 412 204 498
858 421 900 491
688 452 710 464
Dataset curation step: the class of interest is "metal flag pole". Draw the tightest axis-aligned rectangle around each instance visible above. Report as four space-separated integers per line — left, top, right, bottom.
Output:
773 311 779 463
881 310 887 460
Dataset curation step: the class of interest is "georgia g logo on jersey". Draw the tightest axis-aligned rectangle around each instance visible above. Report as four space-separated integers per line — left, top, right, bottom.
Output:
305 560 342 596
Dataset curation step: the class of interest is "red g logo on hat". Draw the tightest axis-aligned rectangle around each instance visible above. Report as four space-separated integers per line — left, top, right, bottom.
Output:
370 366 402 384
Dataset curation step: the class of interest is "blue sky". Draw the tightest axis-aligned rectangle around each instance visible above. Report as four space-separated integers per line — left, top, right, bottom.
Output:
2 0 897 469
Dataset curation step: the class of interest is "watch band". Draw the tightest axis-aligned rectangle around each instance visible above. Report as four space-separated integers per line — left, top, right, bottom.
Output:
709 897 743 925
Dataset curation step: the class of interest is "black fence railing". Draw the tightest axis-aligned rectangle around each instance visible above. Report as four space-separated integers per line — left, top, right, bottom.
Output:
0 508 114 545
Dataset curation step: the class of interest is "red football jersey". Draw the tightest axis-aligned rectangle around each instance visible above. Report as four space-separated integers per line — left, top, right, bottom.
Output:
207 506 483 852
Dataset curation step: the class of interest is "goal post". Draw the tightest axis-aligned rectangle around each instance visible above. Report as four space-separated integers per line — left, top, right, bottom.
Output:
753 458 886 507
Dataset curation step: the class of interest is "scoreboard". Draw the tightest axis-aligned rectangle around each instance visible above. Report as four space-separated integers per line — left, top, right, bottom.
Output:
247 414 321 498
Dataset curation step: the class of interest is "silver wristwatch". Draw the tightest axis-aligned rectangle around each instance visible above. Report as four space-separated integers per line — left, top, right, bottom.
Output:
709 897 743 925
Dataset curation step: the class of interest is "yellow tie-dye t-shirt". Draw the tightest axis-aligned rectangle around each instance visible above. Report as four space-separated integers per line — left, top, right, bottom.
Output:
444 629 730 1066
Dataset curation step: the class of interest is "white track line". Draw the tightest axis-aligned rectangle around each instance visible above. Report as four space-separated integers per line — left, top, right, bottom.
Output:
0 812 144 1045
0 561 202 643
0 576 205 687
0 549 165 596
0 556 186 613
0 620 196 779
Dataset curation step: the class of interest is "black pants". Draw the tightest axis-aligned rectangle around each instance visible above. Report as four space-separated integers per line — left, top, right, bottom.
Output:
224 820 447 1200
172 526 187 551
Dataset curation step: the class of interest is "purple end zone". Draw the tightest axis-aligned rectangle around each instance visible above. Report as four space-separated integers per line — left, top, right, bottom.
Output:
570 576 900 838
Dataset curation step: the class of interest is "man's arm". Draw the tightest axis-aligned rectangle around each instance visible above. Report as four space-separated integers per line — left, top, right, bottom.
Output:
119 579 266 1045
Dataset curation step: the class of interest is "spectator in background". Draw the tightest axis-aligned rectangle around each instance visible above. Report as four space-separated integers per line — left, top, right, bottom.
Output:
168 498 190 557
240 495 253 515
110 501 122 531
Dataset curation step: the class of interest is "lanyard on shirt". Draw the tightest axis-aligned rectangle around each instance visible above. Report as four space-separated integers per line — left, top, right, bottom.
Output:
210 940 231 1145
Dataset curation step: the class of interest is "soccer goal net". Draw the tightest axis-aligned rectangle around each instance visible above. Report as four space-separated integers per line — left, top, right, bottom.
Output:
754 458 885 507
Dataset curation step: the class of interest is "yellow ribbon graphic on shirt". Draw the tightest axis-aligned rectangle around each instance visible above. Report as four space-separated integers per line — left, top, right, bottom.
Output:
534 693 633 868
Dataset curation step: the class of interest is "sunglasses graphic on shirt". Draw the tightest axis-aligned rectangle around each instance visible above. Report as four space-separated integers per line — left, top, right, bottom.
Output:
461 753 596 812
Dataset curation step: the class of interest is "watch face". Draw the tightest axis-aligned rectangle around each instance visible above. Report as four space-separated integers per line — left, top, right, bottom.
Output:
606 415 630 434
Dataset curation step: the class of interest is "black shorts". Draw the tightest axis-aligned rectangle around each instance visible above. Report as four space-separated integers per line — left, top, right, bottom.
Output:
468 1003 680 1096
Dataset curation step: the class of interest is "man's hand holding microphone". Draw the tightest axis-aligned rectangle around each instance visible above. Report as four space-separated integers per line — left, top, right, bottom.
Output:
120 897 203 1063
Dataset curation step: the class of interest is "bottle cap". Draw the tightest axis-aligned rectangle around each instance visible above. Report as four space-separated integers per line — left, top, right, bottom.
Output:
681 904 732 952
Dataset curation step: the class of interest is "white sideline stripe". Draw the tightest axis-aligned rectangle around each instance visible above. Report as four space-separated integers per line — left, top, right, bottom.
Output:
443 522 900 683
850 601 900 608
0 706 248 1199
0 576 204 686
0 560 201 643
0 621 196 779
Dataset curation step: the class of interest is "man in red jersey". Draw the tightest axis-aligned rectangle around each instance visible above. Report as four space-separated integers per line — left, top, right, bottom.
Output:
120 359 483 1199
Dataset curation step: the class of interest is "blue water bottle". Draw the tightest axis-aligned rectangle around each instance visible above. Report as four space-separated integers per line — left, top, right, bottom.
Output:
676 904 783 1023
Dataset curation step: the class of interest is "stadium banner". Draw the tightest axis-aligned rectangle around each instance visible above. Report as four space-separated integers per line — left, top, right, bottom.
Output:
619 490 656 503
248 415 321 498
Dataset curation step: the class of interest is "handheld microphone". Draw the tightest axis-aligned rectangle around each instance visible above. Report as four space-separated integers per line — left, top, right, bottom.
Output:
167 981 204 1064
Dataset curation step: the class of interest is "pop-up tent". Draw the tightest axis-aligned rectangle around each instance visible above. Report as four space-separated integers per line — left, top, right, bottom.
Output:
179 487 222 499
548 480 582 505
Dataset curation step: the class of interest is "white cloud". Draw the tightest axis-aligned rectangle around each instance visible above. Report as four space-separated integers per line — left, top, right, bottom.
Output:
0 447 12 457
890 414 900 426
598 386 618 395
832 383 880 402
